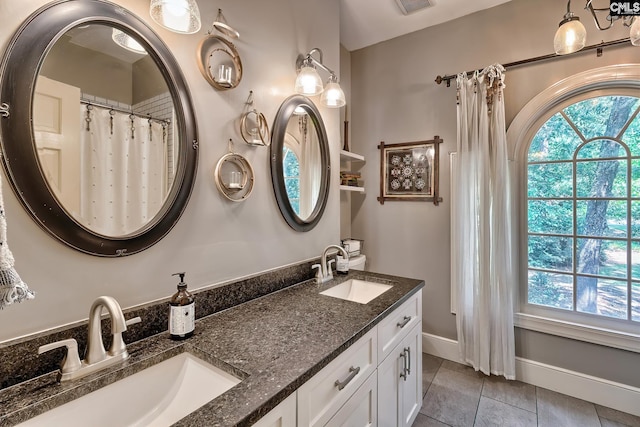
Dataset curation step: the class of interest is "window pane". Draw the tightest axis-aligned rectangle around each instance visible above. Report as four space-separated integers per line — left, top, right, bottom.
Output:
576 200 627 238
633 202 640 239
622 112 640 156
576 140 626 160
528 200 573 234
528 113 582 162
633 282 640 321
528 270 573 310
576 160 627 198
633 159 639 197
577 276 627 319
528 163 573 198
633 242 640 281
577 238 627 279
528 235 572 271
564 96 640 140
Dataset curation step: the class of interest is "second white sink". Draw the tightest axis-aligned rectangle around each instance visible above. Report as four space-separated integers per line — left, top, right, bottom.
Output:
19 352 241 427
320 279 392 304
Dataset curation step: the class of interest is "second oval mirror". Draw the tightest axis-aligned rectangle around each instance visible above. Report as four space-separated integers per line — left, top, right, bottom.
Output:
270 95 330 232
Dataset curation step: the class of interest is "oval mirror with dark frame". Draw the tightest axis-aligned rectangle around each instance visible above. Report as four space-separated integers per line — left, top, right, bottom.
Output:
270 95 330 232
0 0 198 256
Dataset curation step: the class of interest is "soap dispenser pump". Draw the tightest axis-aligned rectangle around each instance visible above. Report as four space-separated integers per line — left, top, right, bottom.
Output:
169 272 195 340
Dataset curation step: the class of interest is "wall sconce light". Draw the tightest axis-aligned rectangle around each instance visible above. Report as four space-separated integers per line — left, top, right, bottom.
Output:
295 48 346 108
554 0 640 55
150 0 201 34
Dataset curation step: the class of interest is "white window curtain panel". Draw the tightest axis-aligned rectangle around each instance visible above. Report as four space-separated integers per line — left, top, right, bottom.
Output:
453 64 515 379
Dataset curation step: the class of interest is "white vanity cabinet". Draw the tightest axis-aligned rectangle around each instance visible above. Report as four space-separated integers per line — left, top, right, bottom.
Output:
255 289 423 427
377 290 423 427
252 392 297 427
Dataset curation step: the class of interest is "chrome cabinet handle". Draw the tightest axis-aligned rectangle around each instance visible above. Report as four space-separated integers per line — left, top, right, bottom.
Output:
405 346 411 375
335 366 360 390
397 315 411 328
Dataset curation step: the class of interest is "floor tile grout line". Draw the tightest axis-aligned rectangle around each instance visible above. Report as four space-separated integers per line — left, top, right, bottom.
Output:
480 394 538 415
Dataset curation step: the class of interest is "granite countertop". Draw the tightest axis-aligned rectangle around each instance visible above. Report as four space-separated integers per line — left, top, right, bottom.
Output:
0 270 424 426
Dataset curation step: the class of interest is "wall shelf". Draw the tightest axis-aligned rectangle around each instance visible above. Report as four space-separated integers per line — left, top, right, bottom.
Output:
340 150 365 162
340 185 365 193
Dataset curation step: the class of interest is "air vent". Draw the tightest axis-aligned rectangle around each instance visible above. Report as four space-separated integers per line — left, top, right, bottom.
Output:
394 0 434 15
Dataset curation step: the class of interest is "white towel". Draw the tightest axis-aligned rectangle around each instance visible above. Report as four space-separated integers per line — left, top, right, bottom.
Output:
0 174 34 309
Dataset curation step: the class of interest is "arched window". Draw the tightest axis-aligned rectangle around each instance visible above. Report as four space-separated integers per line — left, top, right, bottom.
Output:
508 65 640 348
527 95 640 326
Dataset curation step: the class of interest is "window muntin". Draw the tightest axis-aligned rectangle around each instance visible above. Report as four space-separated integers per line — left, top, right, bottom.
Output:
526 95 640 325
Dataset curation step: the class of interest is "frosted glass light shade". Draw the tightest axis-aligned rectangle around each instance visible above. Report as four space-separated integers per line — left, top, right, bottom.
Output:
320 81 346 108
150 0 201 34
631 18 640 46
295 66 323 96
554 18 587 55
111 29 147 54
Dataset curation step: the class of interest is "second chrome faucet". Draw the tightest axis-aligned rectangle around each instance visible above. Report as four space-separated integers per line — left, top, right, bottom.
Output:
38 296 141 382
313 245 350 284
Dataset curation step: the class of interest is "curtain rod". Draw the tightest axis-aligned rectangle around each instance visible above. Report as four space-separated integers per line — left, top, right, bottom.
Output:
434 37 631 87
80 99 170 125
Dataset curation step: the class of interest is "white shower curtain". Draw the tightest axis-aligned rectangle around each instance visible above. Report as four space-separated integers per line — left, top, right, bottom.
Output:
80 105 167 236
453 64 515 379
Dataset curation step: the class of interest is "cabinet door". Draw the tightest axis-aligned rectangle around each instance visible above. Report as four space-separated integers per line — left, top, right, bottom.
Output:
377 341 401 427
325 371 377 427
399 324 422 427
377 323 423 427
253 392 296 427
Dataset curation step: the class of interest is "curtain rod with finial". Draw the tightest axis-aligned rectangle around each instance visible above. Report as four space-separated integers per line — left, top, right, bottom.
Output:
434 37 631 87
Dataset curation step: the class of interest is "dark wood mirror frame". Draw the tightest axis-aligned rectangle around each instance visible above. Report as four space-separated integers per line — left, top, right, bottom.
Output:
0 0 198 257
270 95 330 232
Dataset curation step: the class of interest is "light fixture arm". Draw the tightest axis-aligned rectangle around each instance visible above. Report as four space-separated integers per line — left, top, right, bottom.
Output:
296 47 337 80
585 0 616 30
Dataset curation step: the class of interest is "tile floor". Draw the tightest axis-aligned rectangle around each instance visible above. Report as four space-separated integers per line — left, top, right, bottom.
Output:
412 353 640 427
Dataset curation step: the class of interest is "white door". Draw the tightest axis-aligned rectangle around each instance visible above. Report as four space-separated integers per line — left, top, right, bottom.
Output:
33 76 81 216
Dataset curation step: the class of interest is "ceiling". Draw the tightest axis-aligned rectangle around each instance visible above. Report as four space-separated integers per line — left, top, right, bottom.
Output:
340 0 514 51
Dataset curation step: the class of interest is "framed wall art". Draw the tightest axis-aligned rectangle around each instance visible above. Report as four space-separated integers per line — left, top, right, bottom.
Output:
377 137 443 205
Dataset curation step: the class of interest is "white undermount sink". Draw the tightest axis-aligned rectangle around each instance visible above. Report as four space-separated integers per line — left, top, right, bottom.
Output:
19 352 241 427
320 279 393 304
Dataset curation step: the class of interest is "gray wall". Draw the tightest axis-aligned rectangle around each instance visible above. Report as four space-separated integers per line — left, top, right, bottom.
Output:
0 0 341 342
350 0 640 387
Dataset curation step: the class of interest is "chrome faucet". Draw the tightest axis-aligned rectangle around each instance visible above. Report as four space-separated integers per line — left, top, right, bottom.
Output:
313 244 350 284
38 296 141 382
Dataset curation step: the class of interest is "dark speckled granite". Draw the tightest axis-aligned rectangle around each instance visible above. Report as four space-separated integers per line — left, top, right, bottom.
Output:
0 267 423 427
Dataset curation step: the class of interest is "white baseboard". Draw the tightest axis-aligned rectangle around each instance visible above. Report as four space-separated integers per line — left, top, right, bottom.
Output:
422 332 640 417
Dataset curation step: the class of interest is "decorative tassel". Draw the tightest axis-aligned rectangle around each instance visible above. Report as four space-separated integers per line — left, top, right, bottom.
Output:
0 174 34 309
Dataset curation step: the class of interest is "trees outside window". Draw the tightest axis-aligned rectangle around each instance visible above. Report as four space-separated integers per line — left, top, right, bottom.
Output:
283 145 301 216
527 95 640 324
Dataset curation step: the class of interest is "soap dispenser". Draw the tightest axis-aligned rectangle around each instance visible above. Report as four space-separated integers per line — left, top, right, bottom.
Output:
169 272 195 340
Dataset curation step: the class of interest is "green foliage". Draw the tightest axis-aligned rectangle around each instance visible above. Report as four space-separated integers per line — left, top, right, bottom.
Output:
527 95 640 320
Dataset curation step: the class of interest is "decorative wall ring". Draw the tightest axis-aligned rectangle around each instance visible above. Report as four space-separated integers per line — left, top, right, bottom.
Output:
240 109 270 146
214 152 254 202
196 35 242 90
